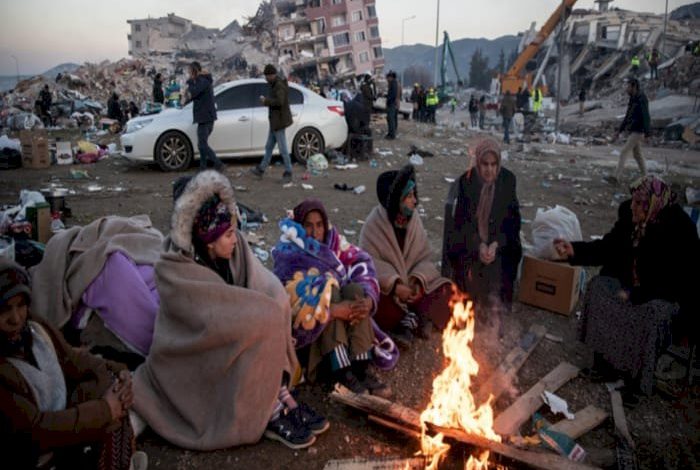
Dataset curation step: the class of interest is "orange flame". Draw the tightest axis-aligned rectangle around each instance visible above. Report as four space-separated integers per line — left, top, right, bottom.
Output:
420 297 501 469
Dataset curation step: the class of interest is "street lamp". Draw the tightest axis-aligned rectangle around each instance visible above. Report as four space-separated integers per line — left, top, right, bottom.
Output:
10 55 19 87
401 15 416 87
433 0 440 87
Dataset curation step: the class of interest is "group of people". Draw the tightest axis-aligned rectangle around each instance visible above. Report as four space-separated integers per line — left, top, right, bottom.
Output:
467 94 487 129
151 73 182 108
409 83 439 124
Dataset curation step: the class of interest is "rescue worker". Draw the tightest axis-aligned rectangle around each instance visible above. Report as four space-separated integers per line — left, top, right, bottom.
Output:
531 86 543 114
631 54 641 76
425 88 439 124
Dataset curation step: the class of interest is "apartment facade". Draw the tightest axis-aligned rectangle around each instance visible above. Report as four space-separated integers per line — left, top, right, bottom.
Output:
275 0 384 83
127 14 196 56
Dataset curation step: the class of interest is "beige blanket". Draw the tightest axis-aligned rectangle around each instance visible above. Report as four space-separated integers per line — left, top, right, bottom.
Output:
30 215 163 327
133 234 298 451
360 205 451 296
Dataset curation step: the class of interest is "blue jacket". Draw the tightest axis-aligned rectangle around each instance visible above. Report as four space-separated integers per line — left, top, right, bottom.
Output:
187 74 217 124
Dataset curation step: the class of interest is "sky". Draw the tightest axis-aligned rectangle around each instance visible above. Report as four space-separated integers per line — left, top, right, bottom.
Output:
0 0 693 75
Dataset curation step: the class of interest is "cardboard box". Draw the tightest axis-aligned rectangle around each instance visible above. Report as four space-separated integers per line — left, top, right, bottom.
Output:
518 255 583 315
26 203 51 244
20 130 51 169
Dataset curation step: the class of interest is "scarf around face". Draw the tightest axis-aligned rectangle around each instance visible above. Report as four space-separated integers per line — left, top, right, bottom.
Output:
474 139 502 243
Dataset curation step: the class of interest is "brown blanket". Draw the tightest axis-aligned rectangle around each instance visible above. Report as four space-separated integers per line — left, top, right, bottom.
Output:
360 205 451 296
133 234 298 450
30 215 163 328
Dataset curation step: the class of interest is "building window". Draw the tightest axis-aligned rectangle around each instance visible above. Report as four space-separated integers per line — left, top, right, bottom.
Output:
370 26 380 38
359 51 370 63
134 24 141 32
373 46 383 58
331 14 346 27
355 31 366 42
331 0 342 4
333 33 350 47
351 10 363 22
367 5 377 18
135 40 142 48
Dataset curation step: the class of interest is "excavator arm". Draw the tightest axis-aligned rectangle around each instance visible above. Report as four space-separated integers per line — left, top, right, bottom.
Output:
501 0 578 95
439 31 462 100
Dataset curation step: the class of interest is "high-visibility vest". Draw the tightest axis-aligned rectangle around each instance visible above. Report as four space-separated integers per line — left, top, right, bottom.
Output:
631 56 640 67
531 88 542 103
426 93 439 106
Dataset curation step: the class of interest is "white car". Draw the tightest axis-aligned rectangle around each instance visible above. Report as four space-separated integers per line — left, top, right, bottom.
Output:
121 79 348 171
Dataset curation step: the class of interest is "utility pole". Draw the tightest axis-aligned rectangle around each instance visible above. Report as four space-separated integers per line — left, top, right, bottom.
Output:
401 15 416 88
661 0 669 57
433 0 440 87
554 0 566 137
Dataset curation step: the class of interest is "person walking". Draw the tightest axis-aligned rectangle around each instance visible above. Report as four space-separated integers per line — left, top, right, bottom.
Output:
468 95 478 128
648 49 660 80
478 95 486 129
578 87 586 116
607 78 650 185
385 71 399 140
499 91 516 144
186 61 223 171
410 84 421 121
250 64 294 182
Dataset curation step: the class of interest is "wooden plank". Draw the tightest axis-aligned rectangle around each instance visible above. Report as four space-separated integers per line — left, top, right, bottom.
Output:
610 390 635 449
428 423 600 470
493 362 580 436
323 457 425 470
330 387 421 430
549 405 608 440
475 324 547 404
368 415 421 439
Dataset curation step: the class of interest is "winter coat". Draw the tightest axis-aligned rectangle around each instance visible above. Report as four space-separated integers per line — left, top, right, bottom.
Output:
386 80 399 108
263 77 293 132
152 77 164 104
499 95 516 119
619 92 650 135
187 73 217 124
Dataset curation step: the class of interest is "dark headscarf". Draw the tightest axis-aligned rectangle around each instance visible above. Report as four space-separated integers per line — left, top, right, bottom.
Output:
0 259 32 355
293 198 330 243
376 164 418 228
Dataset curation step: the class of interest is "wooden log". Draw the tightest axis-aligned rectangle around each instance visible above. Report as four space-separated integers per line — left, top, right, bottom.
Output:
475 324 547 404
549 405 608 440
368 415 421 439
493 362 580 436
331 388 421 430
323 456 426 470
427 423 600 470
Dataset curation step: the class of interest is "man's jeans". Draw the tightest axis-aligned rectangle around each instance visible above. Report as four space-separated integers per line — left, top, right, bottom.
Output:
502 117 512 144
259 128 293 174
386 106 398 138
197 122 222 170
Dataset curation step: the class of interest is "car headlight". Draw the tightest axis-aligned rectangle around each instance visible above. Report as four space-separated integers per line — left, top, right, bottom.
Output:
124 119 153 134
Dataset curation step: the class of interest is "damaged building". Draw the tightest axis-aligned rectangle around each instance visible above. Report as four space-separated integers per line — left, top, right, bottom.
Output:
274 0 385 83
517 0 700 101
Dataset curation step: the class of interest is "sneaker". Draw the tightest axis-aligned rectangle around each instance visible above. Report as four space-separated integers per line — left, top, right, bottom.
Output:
250 166 264 179
390 326 414 349
335 368 368 394
290 402 330 435
416 314 433 340
362 371 393 399
282 171 293 183
264 412 316 450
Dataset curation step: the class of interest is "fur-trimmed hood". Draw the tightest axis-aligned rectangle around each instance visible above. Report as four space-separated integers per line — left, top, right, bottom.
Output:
171 170 237 254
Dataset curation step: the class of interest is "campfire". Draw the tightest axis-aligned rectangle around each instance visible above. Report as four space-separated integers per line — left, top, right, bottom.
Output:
419 296 501 469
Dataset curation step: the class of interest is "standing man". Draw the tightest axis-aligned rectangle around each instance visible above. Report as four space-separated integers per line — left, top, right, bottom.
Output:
578 86 586 116
385 71 399 140
531 86 543 114
478 95 486 129
251 64 294 182
468 95 478 128
186 61 222 171
153 73 164 104
499 91 516 144
410 83 421 121
38 84 52 127
630 54 641 76
648 49 660 80
608 78 650 185
425 87 439 124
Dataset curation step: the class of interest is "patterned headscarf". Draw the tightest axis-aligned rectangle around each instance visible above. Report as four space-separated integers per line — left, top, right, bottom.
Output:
473 138 502 243
193 194 233 244
629 176 674 246
0 259 31 307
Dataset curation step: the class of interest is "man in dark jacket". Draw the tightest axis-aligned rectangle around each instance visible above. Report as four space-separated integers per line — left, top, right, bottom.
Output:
385 71 399 140
410 84 421 121
251 64 294 182
608 78 650 184
186 61 223 171
499 91 516 144
153 73 164 104
107 92 123 123
38 85 52 126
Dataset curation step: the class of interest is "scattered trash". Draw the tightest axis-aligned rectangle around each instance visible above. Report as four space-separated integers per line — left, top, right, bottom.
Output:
544 333 563 343
283 182 294 189
611 149 621 156
408 154 424 166
86 184 103 192
444 177 455 183
0 135 21 152
307 153 329 173
377 149 393 157
541 391 575 420
70 169 89 179
335 164 359 170
343 229 357 236
370 159 378 168
547 132 571 145
352 185 366 195
407 145 434 158
253 247 270 262
334 183 354 192
233 185 248 192
301 183 314 190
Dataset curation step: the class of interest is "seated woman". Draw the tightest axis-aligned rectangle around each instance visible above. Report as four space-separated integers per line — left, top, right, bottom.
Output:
359 164 454 346
0 259 138 470
133 171 325 451
554 176 699 400
441 138 522 331
272 198 392 398
30 215 164 369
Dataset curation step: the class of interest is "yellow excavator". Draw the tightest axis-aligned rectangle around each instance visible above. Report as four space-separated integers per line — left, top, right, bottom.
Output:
500 0 578 95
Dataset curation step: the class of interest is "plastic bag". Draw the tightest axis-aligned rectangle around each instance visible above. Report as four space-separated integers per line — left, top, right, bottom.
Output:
0 236 15 261
306 153 328 173
531 205 582 260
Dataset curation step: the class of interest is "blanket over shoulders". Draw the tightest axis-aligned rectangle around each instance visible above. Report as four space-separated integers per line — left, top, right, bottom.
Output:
360 205 451 296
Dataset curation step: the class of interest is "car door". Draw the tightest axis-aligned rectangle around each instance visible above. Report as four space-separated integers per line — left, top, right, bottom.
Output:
251 83 304 154
209 84 255 155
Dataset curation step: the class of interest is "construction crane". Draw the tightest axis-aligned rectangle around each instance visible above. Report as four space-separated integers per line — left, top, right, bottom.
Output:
439 31 462 100
500 0 578 95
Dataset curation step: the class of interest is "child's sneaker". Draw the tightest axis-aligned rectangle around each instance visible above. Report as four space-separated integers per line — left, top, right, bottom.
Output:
290 402 330 435
264 412 316 449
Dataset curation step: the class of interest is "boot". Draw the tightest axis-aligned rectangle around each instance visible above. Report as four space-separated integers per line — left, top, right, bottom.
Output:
353 360 392 399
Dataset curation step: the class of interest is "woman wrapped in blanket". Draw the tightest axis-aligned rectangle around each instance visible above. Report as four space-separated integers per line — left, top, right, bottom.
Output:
273 198 394 398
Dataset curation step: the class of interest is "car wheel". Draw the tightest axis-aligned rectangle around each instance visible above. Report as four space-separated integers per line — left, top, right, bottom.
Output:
155 131 193 171
293 127 324 164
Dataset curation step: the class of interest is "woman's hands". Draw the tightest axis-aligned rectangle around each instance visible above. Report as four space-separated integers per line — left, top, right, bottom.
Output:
103 370 133 421
331 297 372 325
553 239 574 259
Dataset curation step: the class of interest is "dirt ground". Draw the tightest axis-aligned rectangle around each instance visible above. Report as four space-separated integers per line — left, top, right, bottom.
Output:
1 106 699 469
